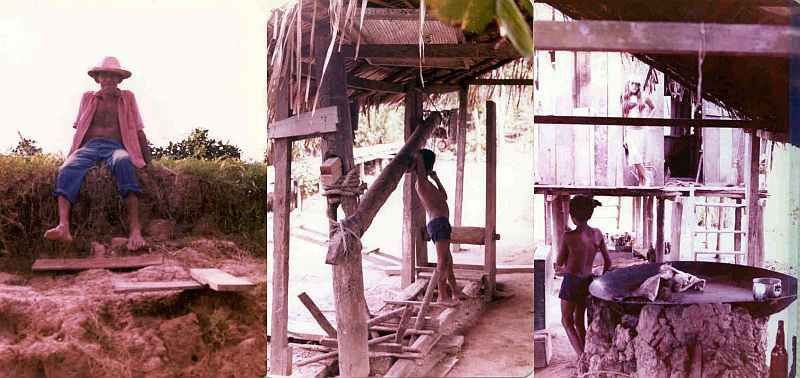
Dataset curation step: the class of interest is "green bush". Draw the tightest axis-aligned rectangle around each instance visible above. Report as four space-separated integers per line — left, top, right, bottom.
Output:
152 128 241 161
0 154 266 271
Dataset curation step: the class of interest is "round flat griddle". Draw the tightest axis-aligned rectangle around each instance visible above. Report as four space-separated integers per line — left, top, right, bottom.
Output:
589 261 797 317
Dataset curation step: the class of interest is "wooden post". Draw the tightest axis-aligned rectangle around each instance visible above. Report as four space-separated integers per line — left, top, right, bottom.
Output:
485 101 497 297
655 198 665 263
544 197 553 247
268 80 292 376
633 197 642 248
551 195 566 254
670 197 683 262
402 90 423 287
643 196 653 251
314 18 369 377
746 132 762 267
413 98 429 271
452 86 468 254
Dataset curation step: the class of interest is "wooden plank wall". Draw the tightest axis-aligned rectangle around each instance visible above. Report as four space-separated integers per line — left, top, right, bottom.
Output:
536 51 667 187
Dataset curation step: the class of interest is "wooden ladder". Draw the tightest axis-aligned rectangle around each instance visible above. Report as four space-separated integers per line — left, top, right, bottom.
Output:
691 195 747 264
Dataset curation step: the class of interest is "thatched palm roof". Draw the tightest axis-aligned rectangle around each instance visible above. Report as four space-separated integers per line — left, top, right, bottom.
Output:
267 0 533 122
542 0 798 135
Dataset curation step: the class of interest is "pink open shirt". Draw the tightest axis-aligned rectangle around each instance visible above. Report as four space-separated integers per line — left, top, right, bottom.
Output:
69 90 146 168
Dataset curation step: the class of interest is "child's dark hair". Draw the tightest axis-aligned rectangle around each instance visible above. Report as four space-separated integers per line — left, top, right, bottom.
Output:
569 195 602 223
420 149 435 172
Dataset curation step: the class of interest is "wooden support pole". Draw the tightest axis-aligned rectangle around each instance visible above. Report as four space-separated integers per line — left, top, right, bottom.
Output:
402 90 420 288
746 132 762 267
413 270 440 342
670 197 683 262
395 305 412 344
633 197 642 249
485 101 497 297
298 292 338 338
268 79 292 376
452 86 468 254
551 196 566 254
655 198 665 263
544 197 553 247
643 197 654 252
314 17 369 377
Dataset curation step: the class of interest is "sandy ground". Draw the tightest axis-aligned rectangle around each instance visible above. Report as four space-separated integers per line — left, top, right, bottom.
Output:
0 237 267 377
267 142 535 377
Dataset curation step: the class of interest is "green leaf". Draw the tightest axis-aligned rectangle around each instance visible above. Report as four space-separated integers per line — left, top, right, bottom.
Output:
496 0 533 57
429 0 495 34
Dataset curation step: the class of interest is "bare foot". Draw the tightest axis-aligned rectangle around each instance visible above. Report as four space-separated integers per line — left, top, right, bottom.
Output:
44 225 73 243
127 229 146 251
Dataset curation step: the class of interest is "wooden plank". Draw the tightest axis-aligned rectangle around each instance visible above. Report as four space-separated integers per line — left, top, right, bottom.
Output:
396 278 429 301
574 114 593 186
384 335 442 377
267 106 338 139
655 198 665 263
339 43 521 59
464 79 534 86
384 300 452 308
746 132 762 267
395 305 412 344
298 292 338 338
449 226 500 245
607 125 624 186
484 100 497 297
452 87 468 253
402 90 420 288
719 128 735 185
536 124 557 184
734 199 743 255
643 197 654 251
669 198 683 262
534 115 765 129
269 76 292 377
348 76 405 94
533 185 769 198
693 230 746 234
32 255 163 272
189 269 254 292
693 202 746 208
703 128 721 184
367 308 407 326
633 197 642 249
416 264 532 274
113 280 204 293
533 20 798 56
594 125 609 186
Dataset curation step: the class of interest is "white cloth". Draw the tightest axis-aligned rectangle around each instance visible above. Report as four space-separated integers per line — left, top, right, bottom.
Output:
629 264 706 301
626 126 647 165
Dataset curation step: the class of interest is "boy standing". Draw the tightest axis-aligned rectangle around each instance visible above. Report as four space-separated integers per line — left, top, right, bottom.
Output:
412 149 459 305
44 57 151 251
554 195 612 358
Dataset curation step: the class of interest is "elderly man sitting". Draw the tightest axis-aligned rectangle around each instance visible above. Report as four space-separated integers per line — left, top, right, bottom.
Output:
44 56 151 251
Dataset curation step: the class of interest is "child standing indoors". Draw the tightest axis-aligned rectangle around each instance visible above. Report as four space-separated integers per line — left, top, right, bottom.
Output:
554 195 612 359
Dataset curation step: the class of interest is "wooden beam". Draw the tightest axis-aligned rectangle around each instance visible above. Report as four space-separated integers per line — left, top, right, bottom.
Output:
452 86 468 254
485 100 497 297
267 106 338 139
402 90 420 287
746 132 762 267
655 198 666 263
344 43 521 59
32 255 163 272
189 269 255 292
465 79 534 86
448 226 501 245
670 197 684 262
326 111 441 263
534 115 764 129
533 20 799 56
421 84 461 94
348 76 405 94
315 16 369 377
269 74 292 376
113 280 205 293
298 292 338 338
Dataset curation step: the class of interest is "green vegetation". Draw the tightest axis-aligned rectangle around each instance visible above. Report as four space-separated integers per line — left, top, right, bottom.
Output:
151 128 241 161
0 154 266 270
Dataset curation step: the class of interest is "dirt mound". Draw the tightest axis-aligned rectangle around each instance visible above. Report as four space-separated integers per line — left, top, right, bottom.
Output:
0 238 266 377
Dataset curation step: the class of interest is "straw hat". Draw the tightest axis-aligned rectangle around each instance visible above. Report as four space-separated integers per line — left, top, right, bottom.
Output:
88 56 132 82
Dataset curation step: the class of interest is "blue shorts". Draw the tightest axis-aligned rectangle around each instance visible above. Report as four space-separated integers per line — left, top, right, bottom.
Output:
558 273 593 303
426 217 451 243
54 138 143 204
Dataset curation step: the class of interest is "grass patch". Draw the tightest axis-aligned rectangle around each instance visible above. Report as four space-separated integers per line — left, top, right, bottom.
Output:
0 154 266 270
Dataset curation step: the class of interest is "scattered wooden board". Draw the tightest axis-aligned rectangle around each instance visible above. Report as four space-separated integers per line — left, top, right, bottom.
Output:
113 280 205 293
32 255 163 272
189 268 255 291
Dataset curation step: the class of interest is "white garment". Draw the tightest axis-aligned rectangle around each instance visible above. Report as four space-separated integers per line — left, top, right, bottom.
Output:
626 126 647 165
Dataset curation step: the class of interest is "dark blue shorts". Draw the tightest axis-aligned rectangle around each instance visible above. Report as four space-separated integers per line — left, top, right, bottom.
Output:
558 273 593 302
426 217 451 243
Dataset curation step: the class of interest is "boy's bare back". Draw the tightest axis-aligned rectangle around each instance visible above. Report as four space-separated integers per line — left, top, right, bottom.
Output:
560 226 610 277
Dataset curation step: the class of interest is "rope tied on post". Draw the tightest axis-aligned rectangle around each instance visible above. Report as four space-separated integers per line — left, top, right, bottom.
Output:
329 218 362 258
322 166 367 197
